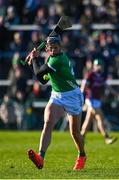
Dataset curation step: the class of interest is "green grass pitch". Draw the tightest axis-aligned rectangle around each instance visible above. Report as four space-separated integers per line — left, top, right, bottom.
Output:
0 131 119 179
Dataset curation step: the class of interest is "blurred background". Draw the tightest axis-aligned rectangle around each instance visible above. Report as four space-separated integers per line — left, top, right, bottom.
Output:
0 0 119 131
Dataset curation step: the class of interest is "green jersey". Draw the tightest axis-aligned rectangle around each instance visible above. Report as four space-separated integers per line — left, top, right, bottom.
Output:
47 53 78 92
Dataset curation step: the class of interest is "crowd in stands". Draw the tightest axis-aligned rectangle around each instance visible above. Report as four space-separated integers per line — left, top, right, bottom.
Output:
0 0 119 130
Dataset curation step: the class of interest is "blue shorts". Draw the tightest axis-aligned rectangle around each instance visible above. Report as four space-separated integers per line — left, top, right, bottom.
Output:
49 87 84 115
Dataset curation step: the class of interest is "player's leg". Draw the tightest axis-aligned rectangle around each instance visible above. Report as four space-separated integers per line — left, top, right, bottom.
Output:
28 101 64 169
68 113 86 170
39 101 64 153
95 108 117 144
95 108 107 136
81 107 94 136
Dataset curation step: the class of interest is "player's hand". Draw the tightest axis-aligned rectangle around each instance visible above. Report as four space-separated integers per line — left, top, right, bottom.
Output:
25 48 40 66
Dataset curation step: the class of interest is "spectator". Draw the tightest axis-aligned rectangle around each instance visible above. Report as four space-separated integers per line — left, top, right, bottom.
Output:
34 7 48 34
31 80 41 99
23 0 39 24
5 6 20 25
80 6 93 26
6 0 25 23
8 63 27 99
62 33 72 54
0 0 6 16
7 61 28 129
48 4 60 26
9 32 24 53
14 90 26 129
0 15 9 51
27 31 40 51
0 94 17 129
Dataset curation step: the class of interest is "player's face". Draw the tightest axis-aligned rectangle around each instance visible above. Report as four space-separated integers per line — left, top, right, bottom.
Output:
93 64 102 72
46 43 61 56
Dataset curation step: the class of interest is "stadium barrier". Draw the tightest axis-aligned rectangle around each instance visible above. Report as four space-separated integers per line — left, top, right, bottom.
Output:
6 23 119 31
0 79 119 87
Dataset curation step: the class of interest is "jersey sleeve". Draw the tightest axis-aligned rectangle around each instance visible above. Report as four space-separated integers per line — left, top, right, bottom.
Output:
47 57 61 72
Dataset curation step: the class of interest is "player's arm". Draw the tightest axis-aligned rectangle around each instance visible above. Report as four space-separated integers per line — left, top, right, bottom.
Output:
27 48 55 84
80 73 91 93
80 79 87 93
32 57 54 84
